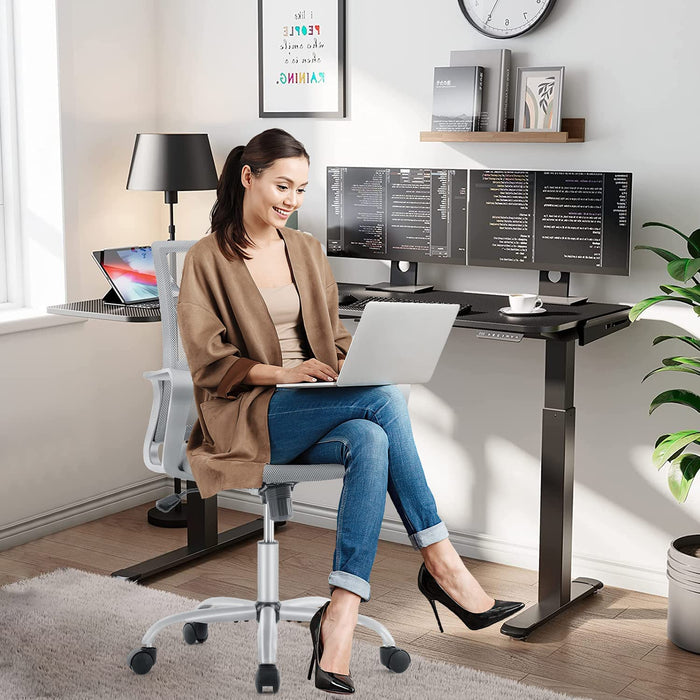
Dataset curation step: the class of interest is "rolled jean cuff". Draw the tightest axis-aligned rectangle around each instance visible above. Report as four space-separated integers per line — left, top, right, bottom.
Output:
410 521 449 550
328 571 371 602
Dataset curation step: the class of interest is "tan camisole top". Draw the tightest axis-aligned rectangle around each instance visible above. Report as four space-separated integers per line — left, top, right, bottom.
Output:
258 283 311 368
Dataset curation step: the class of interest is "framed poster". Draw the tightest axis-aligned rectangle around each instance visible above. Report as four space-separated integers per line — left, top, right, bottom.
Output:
514 66 565 132
258 0 346 118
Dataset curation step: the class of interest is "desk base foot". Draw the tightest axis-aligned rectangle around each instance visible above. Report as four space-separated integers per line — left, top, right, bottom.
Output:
111 518 264 583
500 577 603 640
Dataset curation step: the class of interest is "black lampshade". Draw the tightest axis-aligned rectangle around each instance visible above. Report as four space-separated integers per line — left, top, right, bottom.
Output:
126 133 218 192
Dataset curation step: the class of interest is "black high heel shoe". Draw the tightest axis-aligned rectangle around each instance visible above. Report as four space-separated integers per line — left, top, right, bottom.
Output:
307 601 355 695
418 563 524 632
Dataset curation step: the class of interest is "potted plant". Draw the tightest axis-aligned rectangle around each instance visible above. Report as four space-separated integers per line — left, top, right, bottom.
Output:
629 220 700 653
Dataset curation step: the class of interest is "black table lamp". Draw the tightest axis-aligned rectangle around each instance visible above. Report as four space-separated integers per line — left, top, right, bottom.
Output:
126 133 218 240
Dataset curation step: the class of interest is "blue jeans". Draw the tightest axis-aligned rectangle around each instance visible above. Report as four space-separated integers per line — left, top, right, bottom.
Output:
267 385 448 601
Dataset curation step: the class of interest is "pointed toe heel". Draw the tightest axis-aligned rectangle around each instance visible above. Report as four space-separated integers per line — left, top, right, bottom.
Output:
308 602 355 695
418 563 524 632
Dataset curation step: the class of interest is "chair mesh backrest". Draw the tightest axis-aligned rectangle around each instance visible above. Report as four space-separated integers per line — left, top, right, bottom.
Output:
152 240 196 371
152 241 197 442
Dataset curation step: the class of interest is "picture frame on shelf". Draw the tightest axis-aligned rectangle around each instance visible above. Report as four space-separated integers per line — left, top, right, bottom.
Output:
257 0 346 118
514 66 565 132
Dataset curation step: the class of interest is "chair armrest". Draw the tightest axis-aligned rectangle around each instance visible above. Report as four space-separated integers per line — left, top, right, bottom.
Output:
143 368 195 479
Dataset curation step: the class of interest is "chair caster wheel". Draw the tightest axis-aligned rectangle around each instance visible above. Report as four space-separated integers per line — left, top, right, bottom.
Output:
183 621 209 644
127 646 157 675
255 663 280 693
379 645 411 673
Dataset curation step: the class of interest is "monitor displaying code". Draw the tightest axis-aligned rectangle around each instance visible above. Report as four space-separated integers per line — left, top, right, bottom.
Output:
468 170 632 275
327 167 467 265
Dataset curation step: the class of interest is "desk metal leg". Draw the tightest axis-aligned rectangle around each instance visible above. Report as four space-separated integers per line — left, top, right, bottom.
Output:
501 339 603 639
112 482 264 583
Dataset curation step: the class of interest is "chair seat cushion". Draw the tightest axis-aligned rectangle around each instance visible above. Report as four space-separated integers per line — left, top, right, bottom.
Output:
262 463 344 484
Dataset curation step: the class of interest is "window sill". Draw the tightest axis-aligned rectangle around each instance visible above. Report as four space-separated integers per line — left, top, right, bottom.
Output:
0 307 86 335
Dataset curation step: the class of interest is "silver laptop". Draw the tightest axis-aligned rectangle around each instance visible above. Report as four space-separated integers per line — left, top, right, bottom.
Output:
276 301 459 389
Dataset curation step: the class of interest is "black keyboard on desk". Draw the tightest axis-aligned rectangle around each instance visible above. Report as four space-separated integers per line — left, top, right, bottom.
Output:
339 296 471 316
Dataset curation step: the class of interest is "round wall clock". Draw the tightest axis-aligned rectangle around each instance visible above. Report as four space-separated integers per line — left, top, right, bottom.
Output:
457 0 557 39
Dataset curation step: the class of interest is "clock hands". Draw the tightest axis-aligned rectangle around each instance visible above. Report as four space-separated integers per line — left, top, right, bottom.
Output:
485 0 501 24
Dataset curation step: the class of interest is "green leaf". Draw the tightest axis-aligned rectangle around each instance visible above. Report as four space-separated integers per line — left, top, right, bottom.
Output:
633 245 681 264
659 285 700 304
668 453 700 503
628 295 695 322
649 389 700 414
689 229 700 258
653 335 700 351
642 222 700 258
667 258 700 282
643 365 700 381
652 431 700 469
643 221 687 237
663 356 700 368
655 434 671 448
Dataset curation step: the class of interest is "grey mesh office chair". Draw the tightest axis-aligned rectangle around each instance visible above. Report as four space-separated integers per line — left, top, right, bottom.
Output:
127 240 411 694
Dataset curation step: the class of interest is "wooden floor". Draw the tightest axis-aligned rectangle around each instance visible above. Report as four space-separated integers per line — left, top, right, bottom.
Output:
1 504 697 699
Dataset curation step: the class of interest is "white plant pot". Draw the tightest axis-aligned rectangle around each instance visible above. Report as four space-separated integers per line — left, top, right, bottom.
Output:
667 535 700 654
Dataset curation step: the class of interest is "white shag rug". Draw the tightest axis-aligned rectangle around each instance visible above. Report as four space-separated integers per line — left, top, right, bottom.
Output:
0 568 584 699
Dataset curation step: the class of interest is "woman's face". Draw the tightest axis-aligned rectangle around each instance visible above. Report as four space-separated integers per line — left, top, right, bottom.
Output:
241 156 309 230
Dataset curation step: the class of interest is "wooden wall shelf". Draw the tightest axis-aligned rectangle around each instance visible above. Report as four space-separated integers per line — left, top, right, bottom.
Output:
420 118 585 144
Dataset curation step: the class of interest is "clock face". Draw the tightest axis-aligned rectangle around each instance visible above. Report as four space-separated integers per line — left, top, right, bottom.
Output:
458 0 557 39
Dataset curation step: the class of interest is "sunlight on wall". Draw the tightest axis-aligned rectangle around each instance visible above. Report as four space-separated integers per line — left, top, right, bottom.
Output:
407 385 474 518
572 476 674 571
484 436 540 544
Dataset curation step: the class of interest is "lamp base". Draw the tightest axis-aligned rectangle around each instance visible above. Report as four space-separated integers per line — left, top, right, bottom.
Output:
147 502 187 528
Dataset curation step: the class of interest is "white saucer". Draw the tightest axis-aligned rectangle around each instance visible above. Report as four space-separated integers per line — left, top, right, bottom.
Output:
499 306 546 316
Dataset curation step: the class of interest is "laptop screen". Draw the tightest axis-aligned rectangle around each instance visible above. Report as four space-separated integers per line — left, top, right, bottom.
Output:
92 246 158 303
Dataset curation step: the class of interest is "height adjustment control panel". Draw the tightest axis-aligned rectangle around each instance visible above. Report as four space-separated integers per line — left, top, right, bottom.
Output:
476 330 524 342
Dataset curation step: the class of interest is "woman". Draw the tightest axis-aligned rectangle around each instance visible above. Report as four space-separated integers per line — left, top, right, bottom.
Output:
177 128 523 694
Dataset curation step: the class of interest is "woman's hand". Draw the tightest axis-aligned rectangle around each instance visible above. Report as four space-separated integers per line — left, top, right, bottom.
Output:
277 358 339 384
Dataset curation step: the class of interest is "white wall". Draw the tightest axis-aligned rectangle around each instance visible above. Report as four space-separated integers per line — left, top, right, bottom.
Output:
3 0 699 595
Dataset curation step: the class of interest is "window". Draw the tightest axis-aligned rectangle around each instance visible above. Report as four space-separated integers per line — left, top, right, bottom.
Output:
0 0 18 307
0 0 67 331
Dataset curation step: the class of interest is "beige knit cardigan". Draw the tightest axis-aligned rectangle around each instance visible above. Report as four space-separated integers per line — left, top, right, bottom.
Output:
177 227 352 498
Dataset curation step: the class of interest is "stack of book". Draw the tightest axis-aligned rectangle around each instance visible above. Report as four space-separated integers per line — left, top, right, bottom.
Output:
431 49 511 133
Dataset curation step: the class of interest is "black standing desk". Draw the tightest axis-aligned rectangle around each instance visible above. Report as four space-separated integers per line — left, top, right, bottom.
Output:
337 284 630 639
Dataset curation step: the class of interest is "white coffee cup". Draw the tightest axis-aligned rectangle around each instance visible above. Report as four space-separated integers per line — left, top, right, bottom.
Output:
509 293 543 313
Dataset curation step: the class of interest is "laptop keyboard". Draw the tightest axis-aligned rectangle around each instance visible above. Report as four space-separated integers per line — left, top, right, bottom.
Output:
340 296 471 316
131 300 160 309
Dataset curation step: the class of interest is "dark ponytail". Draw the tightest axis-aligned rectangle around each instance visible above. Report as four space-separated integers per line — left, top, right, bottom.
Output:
211 129 309 260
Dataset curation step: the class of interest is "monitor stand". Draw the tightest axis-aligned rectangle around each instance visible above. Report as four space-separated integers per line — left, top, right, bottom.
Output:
538 271 588 305
365 261 434 294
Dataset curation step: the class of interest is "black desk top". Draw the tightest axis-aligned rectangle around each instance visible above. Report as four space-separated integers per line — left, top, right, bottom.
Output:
337 283 631 346
47 285 631 345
